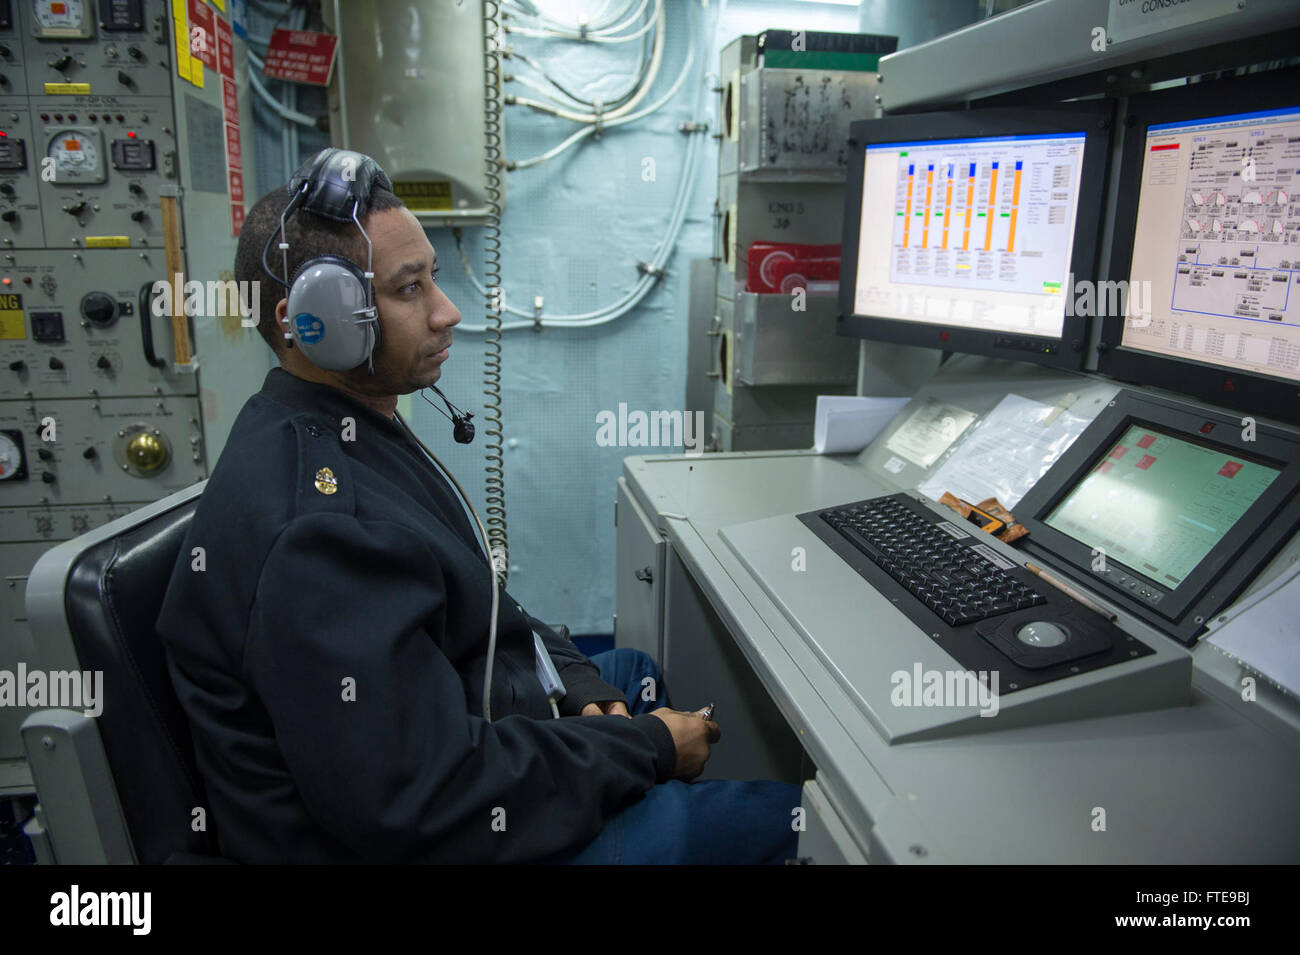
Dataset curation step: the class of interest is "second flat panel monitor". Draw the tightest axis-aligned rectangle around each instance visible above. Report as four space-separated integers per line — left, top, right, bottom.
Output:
838 106 1113 369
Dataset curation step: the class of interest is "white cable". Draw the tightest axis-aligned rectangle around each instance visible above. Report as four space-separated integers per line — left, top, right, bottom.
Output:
245 49 318 127
511 13 655 43
592 0 651 36
508 0 663 122
394 411 502 723
509 27 652 113
456 0 705 330
506 0 635 34
506 72 592 109
550 700 561 719
510 40 688 172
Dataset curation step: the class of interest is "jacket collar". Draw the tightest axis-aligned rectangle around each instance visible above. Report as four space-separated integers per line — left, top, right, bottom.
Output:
259 366 406 438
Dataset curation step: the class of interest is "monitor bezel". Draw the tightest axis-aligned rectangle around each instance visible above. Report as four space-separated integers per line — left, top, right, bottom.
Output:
837 104 1115 371
1017 389 1300 645
1098 69 1300 425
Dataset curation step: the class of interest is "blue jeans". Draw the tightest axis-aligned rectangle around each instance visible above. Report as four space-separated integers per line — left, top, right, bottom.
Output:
551 648 802 865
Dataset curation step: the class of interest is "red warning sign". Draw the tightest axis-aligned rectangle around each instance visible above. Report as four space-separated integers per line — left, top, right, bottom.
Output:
217 15 235 79
1219 461 1242 478
224 122 241 167
262 28 339 86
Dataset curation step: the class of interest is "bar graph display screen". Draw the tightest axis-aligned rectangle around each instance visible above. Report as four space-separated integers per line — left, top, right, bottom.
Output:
852 132 1088 338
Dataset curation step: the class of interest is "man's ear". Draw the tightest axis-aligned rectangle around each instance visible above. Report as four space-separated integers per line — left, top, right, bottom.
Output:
274 298 289 349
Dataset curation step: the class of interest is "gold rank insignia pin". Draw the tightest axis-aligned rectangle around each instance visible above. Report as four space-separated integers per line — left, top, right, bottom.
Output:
314 466 339 495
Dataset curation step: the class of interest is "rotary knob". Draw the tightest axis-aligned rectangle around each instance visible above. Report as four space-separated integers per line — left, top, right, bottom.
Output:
81 292 120 327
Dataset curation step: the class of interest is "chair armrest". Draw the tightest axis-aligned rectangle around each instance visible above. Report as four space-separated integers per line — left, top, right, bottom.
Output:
20 709 136 864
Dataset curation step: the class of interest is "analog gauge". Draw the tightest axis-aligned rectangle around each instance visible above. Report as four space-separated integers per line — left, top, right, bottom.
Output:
46 128 105 183
0 430 25 480
32 0 94 39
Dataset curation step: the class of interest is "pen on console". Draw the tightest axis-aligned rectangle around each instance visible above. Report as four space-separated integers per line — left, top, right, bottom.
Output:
1024 563 1118 622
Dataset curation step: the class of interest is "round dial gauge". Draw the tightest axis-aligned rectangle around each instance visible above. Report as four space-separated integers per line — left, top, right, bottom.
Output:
0 432 23 480
46 129 104 182
32 0 92 38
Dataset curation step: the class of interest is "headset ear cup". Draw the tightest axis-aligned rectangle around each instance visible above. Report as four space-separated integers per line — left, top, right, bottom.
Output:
285 256 375 371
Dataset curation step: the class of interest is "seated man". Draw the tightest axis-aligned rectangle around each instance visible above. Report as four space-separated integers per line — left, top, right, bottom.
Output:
156 149 800 864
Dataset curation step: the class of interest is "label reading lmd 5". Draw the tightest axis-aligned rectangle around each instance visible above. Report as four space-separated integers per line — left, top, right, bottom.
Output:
0 293 24 340
393 181 452 211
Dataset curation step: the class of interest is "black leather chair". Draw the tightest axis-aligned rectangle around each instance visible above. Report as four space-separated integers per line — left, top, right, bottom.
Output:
22 479 576 864
21 482 227 864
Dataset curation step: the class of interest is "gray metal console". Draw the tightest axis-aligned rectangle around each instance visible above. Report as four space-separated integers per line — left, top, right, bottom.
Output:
615 356 1300 863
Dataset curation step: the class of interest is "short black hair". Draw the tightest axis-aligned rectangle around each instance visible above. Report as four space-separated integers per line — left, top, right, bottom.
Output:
235 183 408 353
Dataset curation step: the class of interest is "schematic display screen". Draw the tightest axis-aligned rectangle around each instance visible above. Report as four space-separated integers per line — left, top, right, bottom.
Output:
1043 425 1280 586
1122 106 1300 382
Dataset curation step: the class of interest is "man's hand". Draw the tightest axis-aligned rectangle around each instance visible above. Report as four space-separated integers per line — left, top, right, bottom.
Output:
581 700 631 718
647 708 721 781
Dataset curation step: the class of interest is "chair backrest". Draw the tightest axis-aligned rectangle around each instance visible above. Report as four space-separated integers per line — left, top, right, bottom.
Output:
28 483 219 864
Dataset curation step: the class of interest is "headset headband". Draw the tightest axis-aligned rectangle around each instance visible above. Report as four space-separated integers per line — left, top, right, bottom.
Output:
287 148 394 222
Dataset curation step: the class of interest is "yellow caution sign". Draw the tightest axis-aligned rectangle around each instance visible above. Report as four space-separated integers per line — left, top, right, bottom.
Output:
0 292 25 340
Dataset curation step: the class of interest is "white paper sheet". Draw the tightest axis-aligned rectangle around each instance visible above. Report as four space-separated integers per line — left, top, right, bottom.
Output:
1205 566 1300 698
884 398 977 468
813 396 910 454
917 393 1091 508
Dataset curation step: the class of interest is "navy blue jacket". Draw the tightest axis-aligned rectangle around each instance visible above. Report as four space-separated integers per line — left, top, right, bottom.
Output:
156 367 675 863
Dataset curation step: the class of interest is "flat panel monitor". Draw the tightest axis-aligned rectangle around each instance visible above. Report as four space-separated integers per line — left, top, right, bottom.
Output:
1100 69 1300 423
837 105 1113 370
1016 390 1300 645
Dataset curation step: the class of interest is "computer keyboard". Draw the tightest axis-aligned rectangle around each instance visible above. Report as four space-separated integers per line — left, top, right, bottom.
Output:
820 495 1046 628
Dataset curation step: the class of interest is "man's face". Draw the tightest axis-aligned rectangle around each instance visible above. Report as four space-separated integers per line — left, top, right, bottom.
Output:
346 206 461 394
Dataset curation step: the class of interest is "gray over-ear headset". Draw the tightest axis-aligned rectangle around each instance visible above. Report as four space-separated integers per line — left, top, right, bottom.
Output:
261 147 394 372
